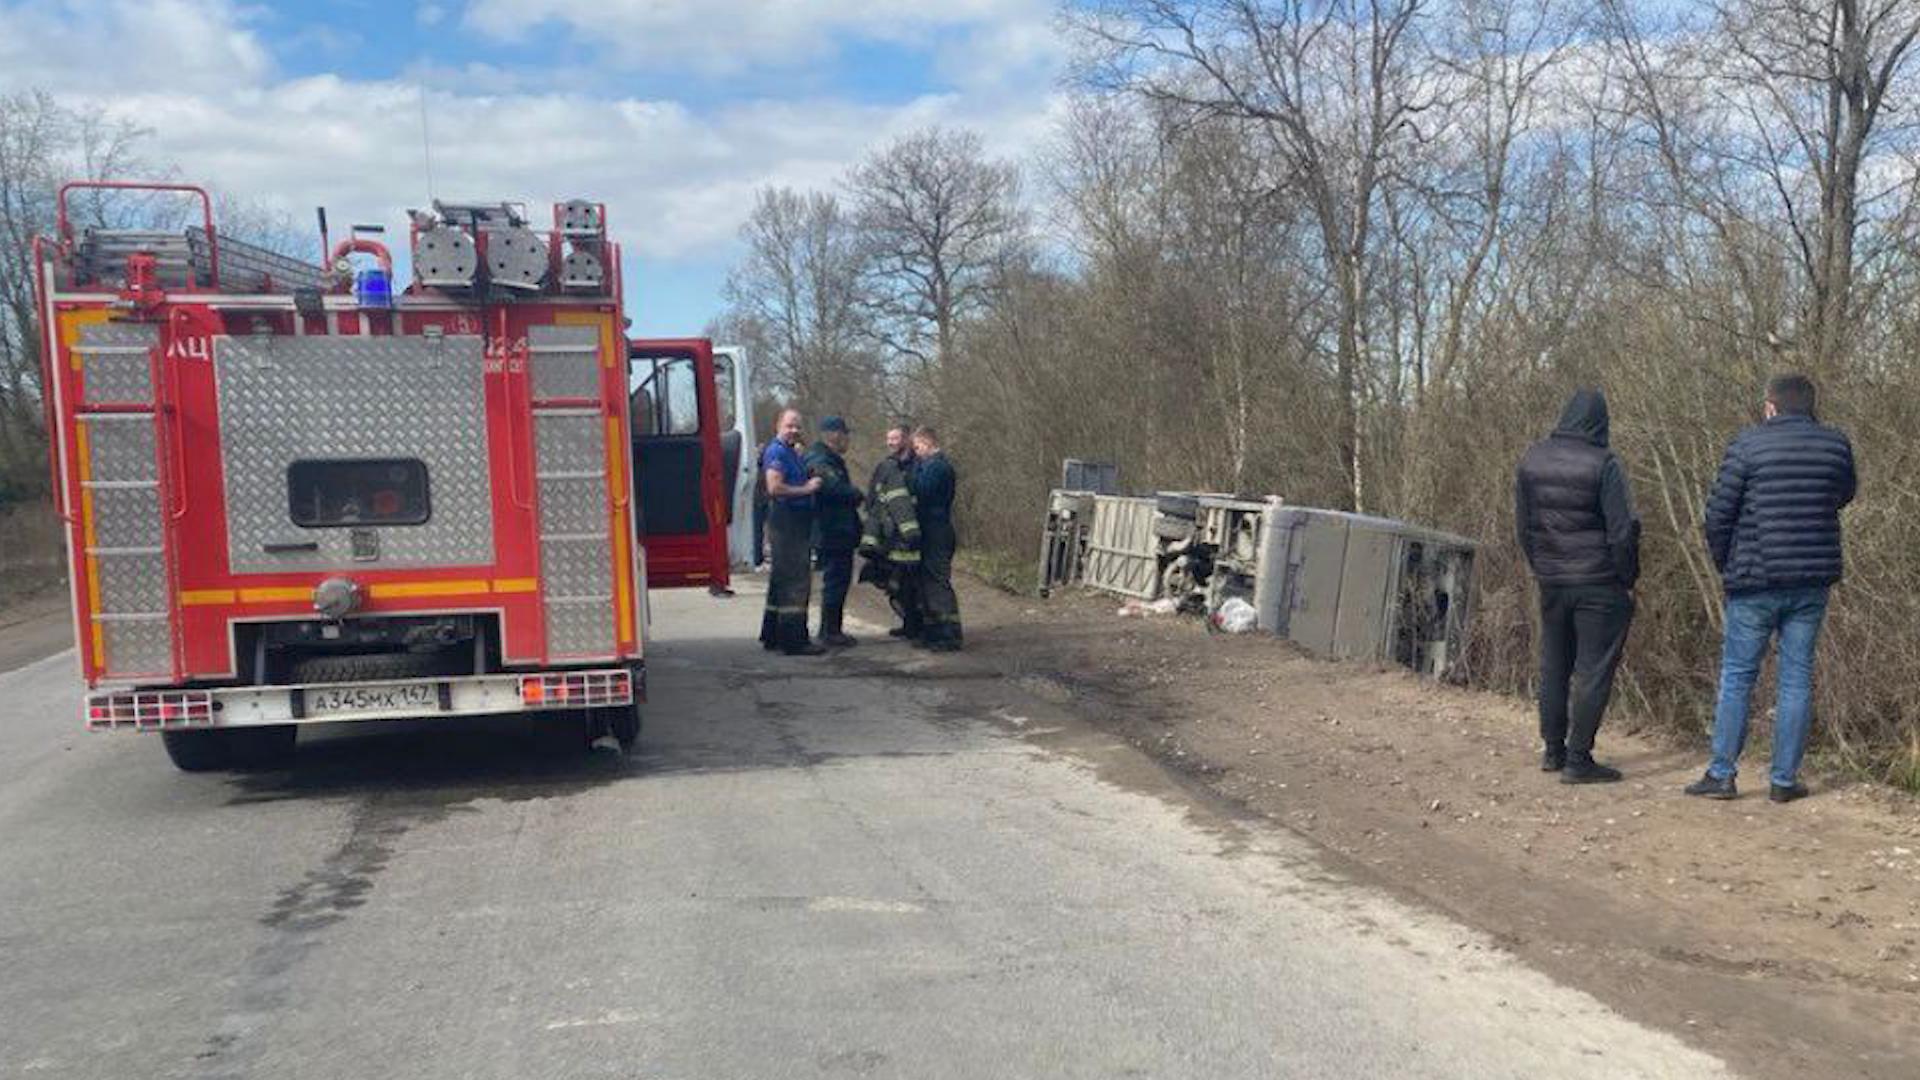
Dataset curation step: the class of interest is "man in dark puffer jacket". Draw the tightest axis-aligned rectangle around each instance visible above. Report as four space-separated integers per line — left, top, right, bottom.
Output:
1686 374 1856 804
1515 389 1642 783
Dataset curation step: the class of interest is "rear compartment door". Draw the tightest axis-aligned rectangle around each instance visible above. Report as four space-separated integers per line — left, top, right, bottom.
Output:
627 339 730 591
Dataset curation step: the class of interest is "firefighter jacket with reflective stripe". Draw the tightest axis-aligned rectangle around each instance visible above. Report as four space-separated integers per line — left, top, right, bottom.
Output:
863 454 921 563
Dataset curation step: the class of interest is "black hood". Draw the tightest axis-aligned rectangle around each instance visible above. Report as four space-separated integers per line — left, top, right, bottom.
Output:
1553 389 1610 447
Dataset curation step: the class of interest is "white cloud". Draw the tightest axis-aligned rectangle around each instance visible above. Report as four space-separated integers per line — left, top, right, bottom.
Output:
0 0 1066 328
0 0 270 94
462 0 1053 71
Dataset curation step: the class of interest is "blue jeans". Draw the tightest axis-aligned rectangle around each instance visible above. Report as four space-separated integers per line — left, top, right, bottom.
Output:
1708 587 1830 787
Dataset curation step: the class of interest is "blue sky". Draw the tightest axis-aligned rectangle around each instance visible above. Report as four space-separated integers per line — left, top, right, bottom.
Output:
0 0 1066 334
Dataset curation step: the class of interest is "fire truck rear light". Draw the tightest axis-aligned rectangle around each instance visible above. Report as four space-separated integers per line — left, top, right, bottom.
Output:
517 672 631 710
85 690 216 732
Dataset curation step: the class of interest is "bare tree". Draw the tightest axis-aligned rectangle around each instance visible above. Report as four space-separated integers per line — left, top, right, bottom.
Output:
0 91 152 501
719 186 877 416
1070 0 1441 512
847 127 1026 389
1712 0 1920 374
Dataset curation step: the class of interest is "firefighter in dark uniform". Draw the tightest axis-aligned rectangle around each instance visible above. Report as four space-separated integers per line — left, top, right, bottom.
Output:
805 416 863 648
758 409 826 656
860 424 922 638
909 426 962 651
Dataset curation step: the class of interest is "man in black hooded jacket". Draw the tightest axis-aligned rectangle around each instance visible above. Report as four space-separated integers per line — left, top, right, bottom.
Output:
1514 389 1641 783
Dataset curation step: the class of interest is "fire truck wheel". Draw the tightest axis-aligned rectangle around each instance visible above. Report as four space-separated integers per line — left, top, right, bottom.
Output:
160 729 233 772
159 725 295 772
605 701 642 752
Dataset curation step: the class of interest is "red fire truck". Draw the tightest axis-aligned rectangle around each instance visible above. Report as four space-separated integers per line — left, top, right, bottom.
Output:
32 181 747 770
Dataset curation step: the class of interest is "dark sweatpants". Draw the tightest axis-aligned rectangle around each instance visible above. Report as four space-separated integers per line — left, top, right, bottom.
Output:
917 520 962 644
760 504 815 651
1537 584 1634 757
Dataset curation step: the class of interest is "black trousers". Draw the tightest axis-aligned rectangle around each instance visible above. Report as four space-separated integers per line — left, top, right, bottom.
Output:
917 520 962 644
760 504 815 651
1537 584 1634 757
892 558 922 636
817 547 853 636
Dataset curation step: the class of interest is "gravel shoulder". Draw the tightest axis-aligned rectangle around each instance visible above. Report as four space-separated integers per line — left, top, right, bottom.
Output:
853 575 1920 1080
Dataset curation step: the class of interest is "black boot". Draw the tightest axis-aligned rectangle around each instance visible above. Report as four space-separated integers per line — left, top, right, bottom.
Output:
759 610 779 651
818 607 856 648
1541 744 1566 772
1560 754 1622 784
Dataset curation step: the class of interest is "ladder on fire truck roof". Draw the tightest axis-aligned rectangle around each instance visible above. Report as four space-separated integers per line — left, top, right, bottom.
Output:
70 226 326 292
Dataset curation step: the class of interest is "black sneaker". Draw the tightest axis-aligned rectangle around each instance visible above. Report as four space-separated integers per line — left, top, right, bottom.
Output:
819 632 858 648
782 642 828 657
924 640 961 653
1769 782 1810 804
1541 746 1566 772
1684 772 1738 799
1560 758 1623 784
888 627 917 639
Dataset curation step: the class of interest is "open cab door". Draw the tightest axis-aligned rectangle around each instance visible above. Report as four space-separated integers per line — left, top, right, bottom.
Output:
628 338 731 591
712 346 758 567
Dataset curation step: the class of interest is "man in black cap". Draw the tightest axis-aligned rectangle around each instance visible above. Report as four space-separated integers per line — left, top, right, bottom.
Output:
759 408 826 656
806 416 864 648
1515 389 1640 782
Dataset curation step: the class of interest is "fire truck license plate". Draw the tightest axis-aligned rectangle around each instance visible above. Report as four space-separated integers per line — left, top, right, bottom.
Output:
305 682 439 717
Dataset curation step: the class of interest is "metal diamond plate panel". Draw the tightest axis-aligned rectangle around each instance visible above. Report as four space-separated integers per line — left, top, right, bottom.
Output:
541 537 611 600
527 324 603 401
81 416 157 483
534 411 604 474
544 598 614 657
538 476 608 536
77 322 156 404
215 335 494 574
100 617 172 677
94 550 169 615
88 485 164 550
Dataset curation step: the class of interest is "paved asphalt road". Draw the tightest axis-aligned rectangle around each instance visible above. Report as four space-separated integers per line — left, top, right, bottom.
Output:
0 584 1735 1079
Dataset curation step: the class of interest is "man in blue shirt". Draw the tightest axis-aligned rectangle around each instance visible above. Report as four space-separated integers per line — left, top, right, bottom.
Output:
758 408 826 656
909 425 962 651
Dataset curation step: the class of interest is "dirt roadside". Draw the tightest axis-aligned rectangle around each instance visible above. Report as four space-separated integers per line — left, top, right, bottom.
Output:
0 585 73 673
850 575 1920 1080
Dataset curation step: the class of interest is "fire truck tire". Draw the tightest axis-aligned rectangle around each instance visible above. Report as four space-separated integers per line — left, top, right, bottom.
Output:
160 730 232 772
160 725 295 772
290 651 457 684
603 701 642 751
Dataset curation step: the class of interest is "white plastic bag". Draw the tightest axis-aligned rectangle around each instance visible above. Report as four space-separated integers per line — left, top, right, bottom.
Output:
1211 597 1258 634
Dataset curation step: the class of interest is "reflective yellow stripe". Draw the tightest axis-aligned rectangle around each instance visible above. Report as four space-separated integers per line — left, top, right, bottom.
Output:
882 487 912 502
368 579 491 599
889 552 921 563
238 586 311 603
768 605 808 614
899 522 920 534
74 420 104 664
187 577 541 606
179 589 237 606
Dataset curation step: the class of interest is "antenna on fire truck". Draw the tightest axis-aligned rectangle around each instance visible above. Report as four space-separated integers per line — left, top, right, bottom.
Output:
419 84 438 201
